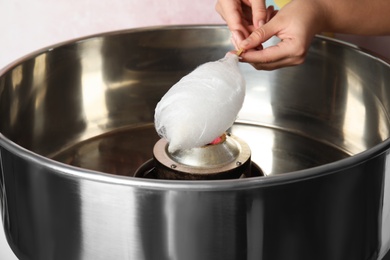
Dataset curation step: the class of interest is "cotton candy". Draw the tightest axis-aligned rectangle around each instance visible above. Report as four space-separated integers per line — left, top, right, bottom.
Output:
154 53 245 152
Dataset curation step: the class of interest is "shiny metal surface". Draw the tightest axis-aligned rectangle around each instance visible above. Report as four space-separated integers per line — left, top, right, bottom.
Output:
160 134 248 167
164 134 243 168
1 25 390 259
151 134 252 179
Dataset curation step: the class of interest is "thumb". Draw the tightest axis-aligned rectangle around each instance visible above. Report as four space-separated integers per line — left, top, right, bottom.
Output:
239 20 278 50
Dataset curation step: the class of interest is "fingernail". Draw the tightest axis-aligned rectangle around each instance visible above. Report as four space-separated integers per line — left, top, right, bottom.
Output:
241 38 250 48
230 36 239 50
258 20 265 27
232 31 245 43
231 31 239 46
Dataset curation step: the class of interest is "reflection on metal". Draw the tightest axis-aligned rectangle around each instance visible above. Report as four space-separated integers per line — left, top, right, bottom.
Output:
343 71 366 150
9 65 23 128
380 154 390 258
32 54 48 136
80 39 108 130
0 148 4 219
231 123 275 175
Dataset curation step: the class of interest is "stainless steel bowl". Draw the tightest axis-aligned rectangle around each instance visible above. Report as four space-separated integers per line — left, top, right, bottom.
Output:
1 25 390 260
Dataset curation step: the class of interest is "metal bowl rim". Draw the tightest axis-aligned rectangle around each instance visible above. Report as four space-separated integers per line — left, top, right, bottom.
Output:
1 132 389 191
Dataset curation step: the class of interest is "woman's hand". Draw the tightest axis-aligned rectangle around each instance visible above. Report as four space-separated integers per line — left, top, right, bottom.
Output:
238 0 326 70
215 0 276 50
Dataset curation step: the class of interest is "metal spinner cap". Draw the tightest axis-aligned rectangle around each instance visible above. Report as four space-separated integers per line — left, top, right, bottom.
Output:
152 133 252 179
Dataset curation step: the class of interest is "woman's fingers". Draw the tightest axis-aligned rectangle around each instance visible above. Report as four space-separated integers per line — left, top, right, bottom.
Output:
237 0 319 70
216 1 248 32
247 0 267 28
241 37 307 65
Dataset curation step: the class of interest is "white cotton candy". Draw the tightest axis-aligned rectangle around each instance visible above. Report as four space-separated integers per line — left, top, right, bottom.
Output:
154 53 245 152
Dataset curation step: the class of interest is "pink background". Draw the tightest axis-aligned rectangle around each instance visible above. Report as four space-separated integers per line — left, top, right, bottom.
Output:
0 0 224 68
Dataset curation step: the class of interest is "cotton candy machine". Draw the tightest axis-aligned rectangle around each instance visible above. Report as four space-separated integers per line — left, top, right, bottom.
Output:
1 26 390 260
134 134 263 180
